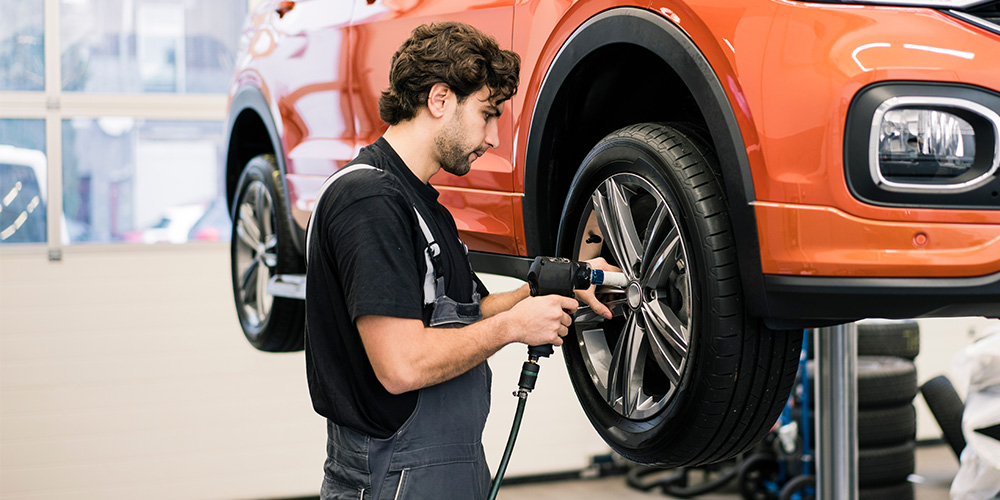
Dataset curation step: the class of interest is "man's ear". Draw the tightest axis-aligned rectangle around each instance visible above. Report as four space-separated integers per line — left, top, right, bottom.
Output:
426 83 451 119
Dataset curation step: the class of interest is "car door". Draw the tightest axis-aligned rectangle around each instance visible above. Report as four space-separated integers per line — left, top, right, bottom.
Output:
349 0 520 255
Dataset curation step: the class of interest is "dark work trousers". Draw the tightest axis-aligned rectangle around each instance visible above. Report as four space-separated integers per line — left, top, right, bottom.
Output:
320 360 493 499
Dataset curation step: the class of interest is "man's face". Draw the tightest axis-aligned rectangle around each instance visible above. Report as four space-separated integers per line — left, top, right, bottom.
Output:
434 86 504 176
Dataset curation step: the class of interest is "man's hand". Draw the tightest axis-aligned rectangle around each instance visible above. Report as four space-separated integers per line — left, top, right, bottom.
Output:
506 294 578 347
577 257 618 319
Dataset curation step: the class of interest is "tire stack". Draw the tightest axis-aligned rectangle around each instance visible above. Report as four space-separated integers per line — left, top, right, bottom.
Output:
854 319 920 500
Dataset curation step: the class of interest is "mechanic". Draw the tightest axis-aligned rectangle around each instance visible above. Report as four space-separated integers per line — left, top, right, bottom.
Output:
304 22 613 499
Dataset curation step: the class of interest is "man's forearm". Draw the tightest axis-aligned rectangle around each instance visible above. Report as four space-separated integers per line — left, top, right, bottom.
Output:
358 313 516 394
479 283 530 318
358 293 577 394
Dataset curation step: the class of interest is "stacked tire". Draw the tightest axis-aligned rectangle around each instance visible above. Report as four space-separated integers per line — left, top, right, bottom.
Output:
855 320 920 500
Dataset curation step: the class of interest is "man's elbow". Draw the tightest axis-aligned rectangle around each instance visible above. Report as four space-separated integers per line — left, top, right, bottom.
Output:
375 365 420 395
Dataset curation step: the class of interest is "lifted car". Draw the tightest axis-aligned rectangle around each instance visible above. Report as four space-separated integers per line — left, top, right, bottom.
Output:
224 0 1000 466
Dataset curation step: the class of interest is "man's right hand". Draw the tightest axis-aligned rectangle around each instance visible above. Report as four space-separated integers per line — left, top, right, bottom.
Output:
506 295 579 347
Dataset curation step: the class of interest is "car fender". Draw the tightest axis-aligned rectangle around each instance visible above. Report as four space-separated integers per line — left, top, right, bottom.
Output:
225 84 305 255
522 6 768 315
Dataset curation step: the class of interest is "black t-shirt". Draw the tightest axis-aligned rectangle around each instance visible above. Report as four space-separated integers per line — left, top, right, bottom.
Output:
304 138 489 438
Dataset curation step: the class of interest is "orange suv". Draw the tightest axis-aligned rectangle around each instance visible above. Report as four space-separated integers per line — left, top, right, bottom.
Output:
224 0 1000 466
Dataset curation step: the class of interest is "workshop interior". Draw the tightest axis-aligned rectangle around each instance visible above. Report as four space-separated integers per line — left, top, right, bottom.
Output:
1 0 999 499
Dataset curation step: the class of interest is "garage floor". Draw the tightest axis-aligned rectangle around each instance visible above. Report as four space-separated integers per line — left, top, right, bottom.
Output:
497 442 957 500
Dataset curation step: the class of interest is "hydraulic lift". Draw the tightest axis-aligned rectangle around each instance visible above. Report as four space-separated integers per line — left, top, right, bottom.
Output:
815 323 859 500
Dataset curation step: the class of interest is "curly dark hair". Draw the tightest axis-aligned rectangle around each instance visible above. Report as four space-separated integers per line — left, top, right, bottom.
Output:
378 22 521 125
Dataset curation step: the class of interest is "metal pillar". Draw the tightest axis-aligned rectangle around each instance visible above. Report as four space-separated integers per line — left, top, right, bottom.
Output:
814 323 858 500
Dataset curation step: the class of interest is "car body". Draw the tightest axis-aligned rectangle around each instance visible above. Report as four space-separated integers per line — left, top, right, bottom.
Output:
223 0 1000 465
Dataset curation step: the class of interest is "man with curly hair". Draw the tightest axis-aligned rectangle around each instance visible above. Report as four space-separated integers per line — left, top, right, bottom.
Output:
305 22 611 498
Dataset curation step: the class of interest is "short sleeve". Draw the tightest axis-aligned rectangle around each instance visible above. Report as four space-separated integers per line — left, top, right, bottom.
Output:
325 193 424 322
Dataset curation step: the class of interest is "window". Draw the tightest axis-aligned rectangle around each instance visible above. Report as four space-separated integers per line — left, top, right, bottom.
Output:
0 0 248 251
60 0 244 93
0 1 45 91
62 119 227 243
0 120 47 244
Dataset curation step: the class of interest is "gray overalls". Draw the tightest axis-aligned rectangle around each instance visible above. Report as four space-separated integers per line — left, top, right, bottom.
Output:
308 165 492 499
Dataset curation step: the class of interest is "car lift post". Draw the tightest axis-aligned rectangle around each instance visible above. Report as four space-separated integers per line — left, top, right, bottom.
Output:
814 323 858 500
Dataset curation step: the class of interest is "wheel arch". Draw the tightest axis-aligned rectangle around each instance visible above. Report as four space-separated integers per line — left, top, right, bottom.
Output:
225 85 305 254
522 7 767 315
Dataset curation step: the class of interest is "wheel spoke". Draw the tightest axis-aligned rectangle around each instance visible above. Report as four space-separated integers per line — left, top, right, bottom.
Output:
262 234 278 268
592 178 643 277
235 219 258 250
256 186 273 242
607 312 644 416
238 201 261 246
639 204 668 276
642 298 689 357
640 205 681 289
256 261 269 319
641 305 684 386
240 257 259 303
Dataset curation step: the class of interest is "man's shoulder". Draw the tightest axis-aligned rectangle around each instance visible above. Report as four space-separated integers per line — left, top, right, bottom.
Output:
317 164 408 219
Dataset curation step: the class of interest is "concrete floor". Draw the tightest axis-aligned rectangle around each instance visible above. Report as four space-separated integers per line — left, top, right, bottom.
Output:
497 442 958 500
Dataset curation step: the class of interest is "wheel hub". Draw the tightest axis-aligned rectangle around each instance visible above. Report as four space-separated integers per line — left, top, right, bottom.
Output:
626 281 642 309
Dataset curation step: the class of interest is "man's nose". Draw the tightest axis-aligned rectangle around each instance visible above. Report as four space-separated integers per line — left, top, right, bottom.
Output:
485 120 499 149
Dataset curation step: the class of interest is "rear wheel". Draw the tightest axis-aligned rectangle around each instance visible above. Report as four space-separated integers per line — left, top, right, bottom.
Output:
230 154 304 352
558 123 802 466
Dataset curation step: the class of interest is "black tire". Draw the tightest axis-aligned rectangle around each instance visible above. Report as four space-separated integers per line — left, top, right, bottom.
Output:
858 441 916 487
787 404 916 448
920 375 966 459
859 404 916 447
230 154 305 352
558 123 802 466
857 319 920 360
858 356 917 408
808 356 917 408
859 481 914 500
778 475 815 500
738 454 780 500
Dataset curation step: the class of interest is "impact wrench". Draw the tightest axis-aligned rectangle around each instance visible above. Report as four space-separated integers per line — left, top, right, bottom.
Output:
487 257 628 499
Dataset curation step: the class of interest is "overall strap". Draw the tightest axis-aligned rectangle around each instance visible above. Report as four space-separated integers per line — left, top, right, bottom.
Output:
305 163 378 264
411 206 443 306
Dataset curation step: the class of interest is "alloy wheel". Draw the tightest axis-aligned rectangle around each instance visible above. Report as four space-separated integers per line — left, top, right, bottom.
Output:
233 179 278 331
573 172 692 420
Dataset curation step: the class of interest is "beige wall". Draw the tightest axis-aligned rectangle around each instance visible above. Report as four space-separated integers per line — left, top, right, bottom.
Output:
2 244 996 498
0 245 323 499
0 245 610 499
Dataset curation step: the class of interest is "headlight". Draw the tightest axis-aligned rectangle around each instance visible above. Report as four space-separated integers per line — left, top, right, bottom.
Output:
871 97 999 192
845 83 1000 209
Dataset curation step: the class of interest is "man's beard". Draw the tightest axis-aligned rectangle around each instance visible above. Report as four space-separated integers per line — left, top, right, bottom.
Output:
435 117 475 176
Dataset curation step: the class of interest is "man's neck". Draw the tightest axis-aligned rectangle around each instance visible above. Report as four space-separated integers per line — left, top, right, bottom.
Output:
382 122 439 184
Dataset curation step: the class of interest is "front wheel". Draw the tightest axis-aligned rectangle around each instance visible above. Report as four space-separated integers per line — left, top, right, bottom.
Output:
558 123 802 466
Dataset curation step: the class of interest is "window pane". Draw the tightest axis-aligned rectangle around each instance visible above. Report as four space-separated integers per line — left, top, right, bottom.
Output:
60 0 247 93
0 0 45 91
63 119 229 244
0 119 48 244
